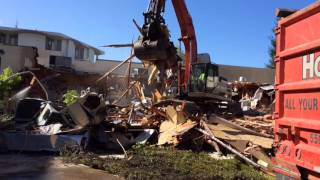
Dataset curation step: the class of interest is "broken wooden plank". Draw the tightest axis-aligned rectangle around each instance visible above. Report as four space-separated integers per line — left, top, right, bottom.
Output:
207 123 273 149
209 114 272 138
96 54 135 83
201 120 220 153
196 128 261 169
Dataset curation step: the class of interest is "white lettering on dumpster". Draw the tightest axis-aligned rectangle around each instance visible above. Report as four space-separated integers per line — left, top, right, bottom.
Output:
303 53 320 79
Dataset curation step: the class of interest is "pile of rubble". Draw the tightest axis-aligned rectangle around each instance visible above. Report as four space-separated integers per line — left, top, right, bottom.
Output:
0 70 276 175
231 81 274 113
227 81 275 137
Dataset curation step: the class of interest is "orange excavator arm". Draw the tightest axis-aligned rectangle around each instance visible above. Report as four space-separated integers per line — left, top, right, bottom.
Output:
171 0 198 92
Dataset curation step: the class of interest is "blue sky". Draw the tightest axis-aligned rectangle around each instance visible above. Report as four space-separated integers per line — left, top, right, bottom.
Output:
0 0 316 67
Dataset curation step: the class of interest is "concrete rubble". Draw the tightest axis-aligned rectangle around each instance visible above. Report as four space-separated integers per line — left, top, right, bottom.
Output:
0 67 276 176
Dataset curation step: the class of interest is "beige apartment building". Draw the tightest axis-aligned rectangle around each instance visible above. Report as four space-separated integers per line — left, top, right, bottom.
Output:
0 26 103 72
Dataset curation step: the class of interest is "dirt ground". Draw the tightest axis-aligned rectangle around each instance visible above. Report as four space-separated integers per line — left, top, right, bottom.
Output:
0 153 122 180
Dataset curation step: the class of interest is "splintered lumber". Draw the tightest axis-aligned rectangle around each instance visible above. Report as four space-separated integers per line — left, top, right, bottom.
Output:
233 119 271 128
133 19 143 35
166 105 186 124
112 69 148 105
152 89 162 102
207 123 273 149
209 115 272 138
102 44 133 48
158 120 197 146
158 105 197 146
205 121 273 170
96 54 135 83
201 121 220 153
196 128 261 169
231 116 274 136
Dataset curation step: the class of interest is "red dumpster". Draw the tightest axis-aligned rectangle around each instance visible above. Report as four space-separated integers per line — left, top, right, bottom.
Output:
273 2 320 179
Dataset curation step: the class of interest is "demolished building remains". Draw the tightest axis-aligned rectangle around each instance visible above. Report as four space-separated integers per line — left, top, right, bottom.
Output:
0 0 279 179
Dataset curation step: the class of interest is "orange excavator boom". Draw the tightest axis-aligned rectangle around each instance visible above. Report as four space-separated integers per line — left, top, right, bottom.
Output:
171 0 197 92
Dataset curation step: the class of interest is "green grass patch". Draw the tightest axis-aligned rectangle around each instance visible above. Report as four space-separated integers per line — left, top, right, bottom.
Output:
61 145 273 180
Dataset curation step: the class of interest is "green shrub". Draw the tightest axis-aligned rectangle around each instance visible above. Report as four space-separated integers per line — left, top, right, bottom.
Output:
63 90 79 105
0 67 21 99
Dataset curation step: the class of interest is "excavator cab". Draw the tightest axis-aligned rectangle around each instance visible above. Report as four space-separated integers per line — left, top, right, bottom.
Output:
188 63 232 101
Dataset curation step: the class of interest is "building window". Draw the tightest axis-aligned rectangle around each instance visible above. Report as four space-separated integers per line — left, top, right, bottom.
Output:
75 46 84 59
46 37 53 50
8 34 18 45
85 48 89 59
46 37 62 51
56 40 62 51
49 55 72 69
0 33 6 44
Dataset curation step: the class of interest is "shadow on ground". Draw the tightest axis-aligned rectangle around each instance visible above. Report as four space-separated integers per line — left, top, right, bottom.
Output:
0 153 122 180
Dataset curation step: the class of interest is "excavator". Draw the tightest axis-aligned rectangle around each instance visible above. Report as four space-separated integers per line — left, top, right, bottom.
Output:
133 0 238 114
